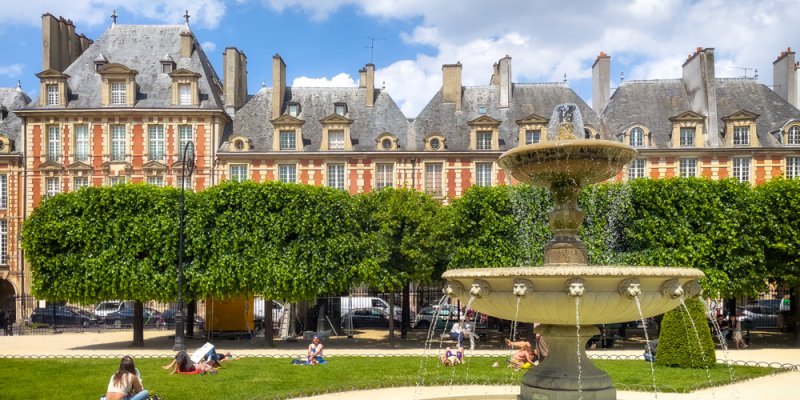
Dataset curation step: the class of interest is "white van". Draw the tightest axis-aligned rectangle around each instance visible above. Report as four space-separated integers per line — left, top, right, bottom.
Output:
339 296 393 317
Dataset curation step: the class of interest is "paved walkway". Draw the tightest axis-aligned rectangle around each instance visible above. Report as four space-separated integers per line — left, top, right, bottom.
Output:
1 330 798 400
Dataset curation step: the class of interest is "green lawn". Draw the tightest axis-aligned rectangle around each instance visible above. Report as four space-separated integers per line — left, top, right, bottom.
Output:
0 356 782 400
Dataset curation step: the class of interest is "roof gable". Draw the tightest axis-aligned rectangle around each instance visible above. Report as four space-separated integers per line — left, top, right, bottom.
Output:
319 113 354 125
467 115 501 126
669 111 704 122
721 109 760 121
515 112 549 125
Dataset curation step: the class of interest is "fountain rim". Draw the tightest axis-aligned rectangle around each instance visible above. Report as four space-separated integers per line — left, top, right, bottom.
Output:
498 139 638 163
442 266 705 279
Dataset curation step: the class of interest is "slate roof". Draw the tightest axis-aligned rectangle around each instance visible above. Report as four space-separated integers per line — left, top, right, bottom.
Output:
227 86 410 152
28 25 223 110
0 87 32 152
412 83 603 152
602 78 800 148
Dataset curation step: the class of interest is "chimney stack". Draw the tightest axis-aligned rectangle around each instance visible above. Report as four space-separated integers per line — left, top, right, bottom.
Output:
592 51 611 114
358 68 366 88
223 47 248 115
365 64 375 107
495 56 512 108
180 30 194 58
773 47 798 108
442 62 462 111
41 13 91 72
272 54 287 118
681 47 719 147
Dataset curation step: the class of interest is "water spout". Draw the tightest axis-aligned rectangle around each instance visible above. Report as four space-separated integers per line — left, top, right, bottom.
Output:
635 295 658 399
513 279 534 297
565 278 586 297
618 278 641 299
469 280 491 298
660 279 684 299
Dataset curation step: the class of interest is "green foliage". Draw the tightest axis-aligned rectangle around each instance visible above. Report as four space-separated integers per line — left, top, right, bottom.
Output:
355 188 446 291
186 181 382 301
579 183 634 265
656 298 716 369
446 185 550 268
22 184 183 303
754 178 800 286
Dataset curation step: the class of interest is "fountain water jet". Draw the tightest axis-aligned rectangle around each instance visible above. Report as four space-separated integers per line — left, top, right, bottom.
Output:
442 104 705 400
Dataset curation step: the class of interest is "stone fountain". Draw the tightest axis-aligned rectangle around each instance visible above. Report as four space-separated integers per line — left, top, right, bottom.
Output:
441 104 705 400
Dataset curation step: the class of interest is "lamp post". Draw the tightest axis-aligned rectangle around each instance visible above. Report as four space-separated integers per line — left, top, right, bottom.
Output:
173 141 195 351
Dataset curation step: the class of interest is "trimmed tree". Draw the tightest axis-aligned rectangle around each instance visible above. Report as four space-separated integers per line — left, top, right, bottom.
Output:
656 298 716 368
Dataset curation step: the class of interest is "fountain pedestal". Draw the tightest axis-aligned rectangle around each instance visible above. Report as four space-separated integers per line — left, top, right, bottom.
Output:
520 325 614 400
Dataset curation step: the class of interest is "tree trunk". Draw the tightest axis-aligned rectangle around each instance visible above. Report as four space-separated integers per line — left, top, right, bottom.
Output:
792 287 800 347
264 298 274 347
132 301 144 347
388 295 395 348
401 283 410 339
185 301 195 338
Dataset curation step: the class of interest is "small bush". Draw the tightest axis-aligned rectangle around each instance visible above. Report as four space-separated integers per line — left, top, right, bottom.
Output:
655 298 716 368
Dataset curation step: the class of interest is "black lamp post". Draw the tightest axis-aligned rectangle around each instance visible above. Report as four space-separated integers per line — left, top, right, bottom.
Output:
173 141 195 351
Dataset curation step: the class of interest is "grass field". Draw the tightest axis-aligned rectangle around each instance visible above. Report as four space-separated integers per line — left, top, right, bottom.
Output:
0 356 782 400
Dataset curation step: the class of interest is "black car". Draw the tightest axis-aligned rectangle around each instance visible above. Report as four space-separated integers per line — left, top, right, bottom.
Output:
30 306 99 327
103 308 164 328
341 307 400 330
160 308 205 331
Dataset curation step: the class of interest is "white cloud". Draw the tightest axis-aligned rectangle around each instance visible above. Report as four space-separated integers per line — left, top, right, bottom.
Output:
201 41 217 52
0 64 24 77
292 73 357 88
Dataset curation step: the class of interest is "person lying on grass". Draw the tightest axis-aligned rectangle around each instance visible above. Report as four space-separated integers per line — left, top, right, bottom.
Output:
162 350 215 374
439 346 465 366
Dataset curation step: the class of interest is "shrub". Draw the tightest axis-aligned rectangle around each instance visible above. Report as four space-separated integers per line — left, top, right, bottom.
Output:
656 298 716 368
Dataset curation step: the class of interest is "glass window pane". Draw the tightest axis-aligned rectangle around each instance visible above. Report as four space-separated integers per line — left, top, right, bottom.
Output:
326 164 345 190
328 131 345 150
278 164 297 183
375 163 393 189
111 125 126 161
47 125 60 162
75 125 89 162
0 175 6 209
179 84 192 105
424 163 443 196
680 127 695 147
475 162 492 187
279 131 296 150
148 125 164 161
525 130 541 145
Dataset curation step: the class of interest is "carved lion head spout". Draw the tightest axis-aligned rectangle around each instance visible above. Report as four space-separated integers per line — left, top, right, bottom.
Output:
564 278 586 297
513 279 533 297
682 280 703 299
618 278 641 299
469 279 491 298
443 281 465 298
660 279 684 299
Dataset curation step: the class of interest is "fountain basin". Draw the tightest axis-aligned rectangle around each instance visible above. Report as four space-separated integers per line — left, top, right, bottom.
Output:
442 266 705 324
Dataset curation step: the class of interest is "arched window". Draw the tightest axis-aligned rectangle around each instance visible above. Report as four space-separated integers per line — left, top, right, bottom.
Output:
630 127 644 147
788 126 800 145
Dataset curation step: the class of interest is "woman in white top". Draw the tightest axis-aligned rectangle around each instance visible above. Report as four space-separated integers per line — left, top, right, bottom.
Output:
105 355 149 400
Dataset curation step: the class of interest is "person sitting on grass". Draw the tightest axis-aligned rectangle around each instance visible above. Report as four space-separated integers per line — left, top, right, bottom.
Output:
162 350 215 374
643 338 658 362
439 346 465 366
105 355 149 400
307 336 326 365
505 338 534 369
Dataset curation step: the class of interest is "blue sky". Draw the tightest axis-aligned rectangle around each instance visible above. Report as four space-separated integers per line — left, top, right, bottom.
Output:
0 0 798 117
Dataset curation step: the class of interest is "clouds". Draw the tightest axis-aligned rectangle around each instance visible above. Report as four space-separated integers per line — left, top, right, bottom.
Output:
0 64 24 78
293 73 357 88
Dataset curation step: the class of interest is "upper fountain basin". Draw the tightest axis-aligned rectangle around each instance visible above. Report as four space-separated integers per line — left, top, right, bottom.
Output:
498 140 638 188
442 266 705 325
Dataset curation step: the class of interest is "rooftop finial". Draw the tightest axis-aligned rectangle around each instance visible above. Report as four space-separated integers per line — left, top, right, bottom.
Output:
563 73 567 83
382 80 386 90
620 71 625 83
261 79 266 88
16 80 21 90
111 9 118 25
183 10 190 25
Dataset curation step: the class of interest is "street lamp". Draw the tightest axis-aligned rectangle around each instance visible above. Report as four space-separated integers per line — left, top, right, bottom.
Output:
173 141 195 351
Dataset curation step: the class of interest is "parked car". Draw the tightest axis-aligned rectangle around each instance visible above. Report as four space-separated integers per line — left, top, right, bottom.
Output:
94 301 131 317
341 307 400 330
30 306 99 327
737 305 780 328
103 308 164 328
414 304 461 329
160 308 205 331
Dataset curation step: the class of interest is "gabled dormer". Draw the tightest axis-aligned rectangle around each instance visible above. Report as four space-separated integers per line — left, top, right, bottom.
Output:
516 113 549 145
467 114 501 150
36 69 70 107
270 114 305 151
669 111 705 148
0 134 11 154
618 124 651 148
98 63 138 107
168 68 201 106
319 113 354 151
721 110 759 147
160 54 176 74
93 53 108 72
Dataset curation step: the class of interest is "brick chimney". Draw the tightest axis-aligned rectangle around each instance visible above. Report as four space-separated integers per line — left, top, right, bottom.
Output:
180 30 194 58
442 62 462 111
272 54 287 118
223 47 248 115
773 47 798 108
41 13 91 72
592 51 611 114
365 63 375 107
358 68 366 88
681 47 719 147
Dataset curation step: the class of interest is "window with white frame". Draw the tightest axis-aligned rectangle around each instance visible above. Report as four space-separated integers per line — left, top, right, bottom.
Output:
229 164 248 182
733 157 751 183
424 163 443 196
326 163 345 190
628 159 646 180
680 127 695 147
147 176 164 187
47 125 60 162
45 177 60 197
328 130 345 150
788 126 800 145
279 130 296 150
73 176 88 191
0 174 6 209
525 130 541 145
75 125 89 162
334 103 347 116
630 127 644 148
178 83 192 105
375 163 394 190
679 158 697 178
178 125 193 160
288 103 300 117
733 126 750 146
46 84 59 106
111 125 126 161
0 219 7 265
177 175 193 191
148 125 165 161
786 157 800 179
278 164 297 183
110 81 126 105
475 162 493 187
108 176 126 186
476 131 493 150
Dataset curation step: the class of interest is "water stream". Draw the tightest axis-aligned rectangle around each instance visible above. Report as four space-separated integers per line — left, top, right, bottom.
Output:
701 298 738 397
679 297 716 400
415 294 449 399
634 296 658 399
575 296 583 400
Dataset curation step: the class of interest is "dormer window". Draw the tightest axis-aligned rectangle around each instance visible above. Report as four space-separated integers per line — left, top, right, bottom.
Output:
789 126 800 145
478 105 487 114
94 53 108 72
334 103 347 116
376 133 398 151
525 130 541 145
680 127 695 147
110 81 127 105
228 135 251 152
733 126 750 146
160 54 176 74
46 84 59 106
98 63 138 107
630 127 644 147
178 83 192 105
163 64 173 73
36 69 69 107
168 69 201 107
425 134 446 151
430 138 441 150
328 130 345 150
288 103 300 117
476 131 493 150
